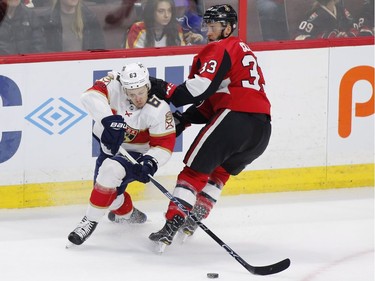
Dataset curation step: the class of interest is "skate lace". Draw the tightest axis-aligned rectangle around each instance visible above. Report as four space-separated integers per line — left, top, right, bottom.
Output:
149 215 185 244
167 215 185 233
74 217 96 239
182 204 208 234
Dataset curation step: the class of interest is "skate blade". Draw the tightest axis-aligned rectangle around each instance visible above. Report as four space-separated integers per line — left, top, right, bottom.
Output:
152 241 168 254
176 230 190 244
65 242 76 249
181 233 189 243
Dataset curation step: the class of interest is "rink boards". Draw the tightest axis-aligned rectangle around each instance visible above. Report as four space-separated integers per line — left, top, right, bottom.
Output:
0 44 373 208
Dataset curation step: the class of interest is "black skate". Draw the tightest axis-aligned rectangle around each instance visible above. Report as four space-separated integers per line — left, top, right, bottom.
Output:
67 216 98 246
180 204 209 241
108 207 147 224
149 215 185 253
180 215 198 236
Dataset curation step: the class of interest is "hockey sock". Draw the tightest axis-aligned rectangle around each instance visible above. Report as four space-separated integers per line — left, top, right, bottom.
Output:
195 166 228 219
112 191 133 218
165 167 209 220
86 183 117 222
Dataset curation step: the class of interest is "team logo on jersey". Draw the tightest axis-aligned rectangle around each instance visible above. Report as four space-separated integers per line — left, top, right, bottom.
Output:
124 126 139 142
165 111 174 130
309 12 318 21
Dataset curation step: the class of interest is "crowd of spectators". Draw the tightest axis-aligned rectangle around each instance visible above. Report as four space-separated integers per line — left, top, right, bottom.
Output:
0 0 373 55
294 0 373 40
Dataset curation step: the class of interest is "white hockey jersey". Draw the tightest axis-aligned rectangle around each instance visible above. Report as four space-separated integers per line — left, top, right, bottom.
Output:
81 72 176 167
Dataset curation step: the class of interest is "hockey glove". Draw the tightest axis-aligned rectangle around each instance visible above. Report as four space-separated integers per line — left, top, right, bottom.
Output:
149 76 177 101
132 155 158 183
101 115 126 155
173 110 190 137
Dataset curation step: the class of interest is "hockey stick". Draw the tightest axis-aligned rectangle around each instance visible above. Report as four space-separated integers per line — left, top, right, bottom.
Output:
118 147 290 275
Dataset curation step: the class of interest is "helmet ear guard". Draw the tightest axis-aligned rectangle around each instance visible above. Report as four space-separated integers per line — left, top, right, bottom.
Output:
119 63 151 91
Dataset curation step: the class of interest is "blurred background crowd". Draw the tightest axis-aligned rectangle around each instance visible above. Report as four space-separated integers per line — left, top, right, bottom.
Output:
0 0 373 55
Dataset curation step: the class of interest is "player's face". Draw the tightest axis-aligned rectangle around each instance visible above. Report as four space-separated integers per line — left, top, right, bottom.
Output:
126 86 149 108
204 22 231 42
155 1 172 26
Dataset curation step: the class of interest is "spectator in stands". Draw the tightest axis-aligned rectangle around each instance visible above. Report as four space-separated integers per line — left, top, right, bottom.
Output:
256 0 289 41
104 0 137 26
357 0 374 36
0 1 6 23
0 0 46 55
175 0 205 45
125 0 185 48
294 0 359 40
40 0 105 52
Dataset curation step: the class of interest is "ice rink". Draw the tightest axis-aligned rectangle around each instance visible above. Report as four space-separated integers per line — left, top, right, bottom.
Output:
0 186 373 281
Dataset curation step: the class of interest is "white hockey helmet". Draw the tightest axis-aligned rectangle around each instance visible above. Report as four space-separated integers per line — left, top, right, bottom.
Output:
119 62 151 90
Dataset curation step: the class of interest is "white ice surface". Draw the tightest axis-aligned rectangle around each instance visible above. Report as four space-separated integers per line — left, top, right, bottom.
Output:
0 187 373 281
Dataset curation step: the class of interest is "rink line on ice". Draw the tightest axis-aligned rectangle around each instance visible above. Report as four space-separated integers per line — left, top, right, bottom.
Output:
0 163 373 208
300 249 374 281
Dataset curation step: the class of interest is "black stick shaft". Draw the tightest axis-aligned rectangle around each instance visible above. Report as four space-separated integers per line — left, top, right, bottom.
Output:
119 147 290 275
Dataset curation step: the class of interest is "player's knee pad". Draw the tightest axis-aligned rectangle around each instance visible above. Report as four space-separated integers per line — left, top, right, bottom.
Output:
96 158 126 188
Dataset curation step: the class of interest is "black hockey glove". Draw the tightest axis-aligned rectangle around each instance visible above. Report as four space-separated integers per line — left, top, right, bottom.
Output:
100 115 126 155
149 76 177 101
132 155 158 183
173 110 190 137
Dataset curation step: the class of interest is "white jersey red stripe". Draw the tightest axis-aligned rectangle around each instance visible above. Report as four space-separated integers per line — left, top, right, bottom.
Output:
81 72 175 166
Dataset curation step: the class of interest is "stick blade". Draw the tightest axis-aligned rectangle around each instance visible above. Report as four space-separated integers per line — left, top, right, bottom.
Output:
248 258 291 275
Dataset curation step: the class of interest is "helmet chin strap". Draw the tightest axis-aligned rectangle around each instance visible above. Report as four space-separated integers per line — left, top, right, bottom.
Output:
218 30 227 40
219 23 234 40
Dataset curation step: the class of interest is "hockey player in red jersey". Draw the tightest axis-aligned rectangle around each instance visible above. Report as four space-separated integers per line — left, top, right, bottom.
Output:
294 0 359 40
67 62 175 246
148 4 272 251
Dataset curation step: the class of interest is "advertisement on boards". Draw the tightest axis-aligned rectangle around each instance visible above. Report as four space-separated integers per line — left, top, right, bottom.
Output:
0 45 373 207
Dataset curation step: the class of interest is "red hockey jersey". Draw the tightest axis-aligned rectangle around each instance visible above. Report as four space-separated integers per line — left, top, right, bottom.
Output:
171 36 270 117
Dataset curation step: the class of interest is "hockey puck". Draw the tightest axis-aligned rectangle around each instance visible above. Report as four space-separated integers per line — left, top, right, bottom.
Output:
207 273 219 279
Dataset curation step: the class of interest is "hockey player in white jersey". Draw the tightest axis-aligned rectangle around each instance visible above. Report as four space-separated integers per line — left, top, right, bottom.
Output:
68 62 176 246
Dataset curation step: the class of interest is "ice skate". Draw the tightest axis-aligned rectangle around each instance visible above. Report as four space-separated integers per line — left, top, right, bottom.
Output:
179 215 198 242
179 204 209 242
149 214 185 253
108 207 147 224
67 216 98 246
